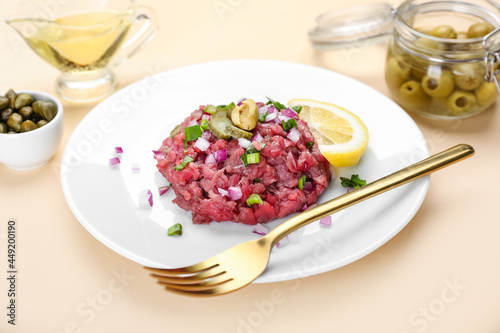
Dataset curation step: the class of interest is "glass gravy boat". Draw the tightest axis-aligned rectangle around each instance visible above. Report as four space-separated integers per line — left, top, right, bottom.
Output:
6 0 158 102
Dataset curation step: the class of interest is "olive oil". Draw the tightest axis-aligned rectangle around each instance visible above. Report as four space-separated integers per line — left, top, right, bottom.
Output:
22 11 131 73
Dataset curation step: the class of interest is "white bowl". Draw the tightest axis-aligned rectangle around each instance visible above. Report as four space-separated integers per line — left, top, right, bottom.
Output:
0 90 63 170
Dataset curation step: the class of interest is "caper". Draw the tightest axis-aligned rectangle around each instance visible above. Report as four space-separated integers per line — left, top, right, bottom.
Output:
446 90 477 115
0 123 7 133
5 89 16 109
14 93 34 110
475 81 498 107
430 25 457 39
32 100 57 121
20 120 38 132
422 70 455 98
18 106 33 120
0 96 8 110
36 120 49 128
6 112 23 132
231 99 259 131
1 108 13 122
385 56 412 90
400 81 431 110
468 22 494 38
453 63 484 90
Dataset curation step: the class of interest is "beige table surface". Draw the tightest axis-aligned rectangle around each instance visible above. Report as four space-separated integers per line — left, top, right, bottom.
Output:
1 0 499 332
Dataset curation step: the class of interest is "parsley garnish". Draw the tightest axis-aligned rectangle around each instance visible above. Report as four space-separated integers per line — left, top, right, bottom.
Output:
340 174 366 189
259 110 268 122
306 141 314 149
282 118 298 132
174 156 194 171
266 97 287 110
292 105 302 114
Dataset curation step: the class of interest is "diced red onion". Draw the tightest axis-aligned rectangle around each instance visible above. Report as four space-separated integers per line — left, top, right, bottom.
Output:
304 182 313 191
267 106 276 114
346 187 355 192
238 138 251 149
252 132 263 142
278 115 291 122
188 119 197 126
214 149 227 162
109 157 121 168
228 186 242 200
201 114 211 121
253 223 269 236
201 130 211 140
152 150 166 159
218 188 228 197
301 204 308 211
320 216 332 227
138 189 153 208
205 153 216 165
287 127 300 143
131 163 140 172
264 112 277 122
276 236 289 247
159 186 170 196
237 97 246 106
258 105 269 115
114 147 123 156
283 108 298 119
195 137 210 151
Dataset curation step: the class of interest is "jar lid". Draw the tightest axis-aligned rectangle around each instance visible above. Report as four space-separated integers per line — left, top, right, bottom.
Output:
308 2 396 50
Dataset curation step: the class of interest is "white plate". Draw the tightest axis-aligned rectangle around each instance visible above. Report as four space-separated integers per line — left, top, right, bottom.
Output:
61 60 429 283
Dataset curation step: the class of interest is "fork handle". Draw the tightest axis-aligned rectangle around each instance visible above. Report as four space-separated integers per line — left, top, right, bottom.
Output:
265 143 475 246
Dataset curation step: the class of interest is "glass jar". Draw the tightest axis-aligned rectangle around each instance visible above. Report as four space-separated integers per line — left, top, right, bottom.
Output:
309 0 500 119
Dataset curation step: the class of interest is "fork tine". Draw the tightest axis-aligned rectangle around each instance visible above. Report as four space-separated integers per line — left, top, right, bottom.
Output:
160 275 233 292
151 270 226 285
144 259 219 277
163 281 245 297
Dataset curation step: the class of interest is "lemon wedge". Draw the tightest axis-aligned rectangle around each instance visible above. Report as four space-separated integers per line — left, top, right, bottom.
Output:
288 99 369 167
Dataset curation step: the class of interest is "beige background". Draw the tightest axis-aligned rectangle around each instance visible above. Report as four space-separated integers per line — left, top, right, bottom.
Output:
0 0 499 332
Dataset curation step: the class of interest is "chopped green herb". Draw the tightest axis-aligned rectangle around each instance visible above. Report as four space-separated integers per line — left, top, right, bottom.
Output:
174 156 194 171
167 223 183 236
292 105 302 113
220 102 236 111
241 153 260 167
246 194 263 206
259 110 268 122
183 138 188 148
282 118 298 132
245 143 265 154
306 141 314 149
184 125 203 142
169 183 172 187
266 97 287 110
200 119 209 130
203 105 217 115
340 174 366 189
298 175 307 190
254 178 261 183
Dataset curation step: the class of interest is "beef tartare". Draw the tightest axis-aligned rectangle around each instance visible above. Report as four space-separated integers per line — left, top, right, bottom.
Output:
154 98 332 225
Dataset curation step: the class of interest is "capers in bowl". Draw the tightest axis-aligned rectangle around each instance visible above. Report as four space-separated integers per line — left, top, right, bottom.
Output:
0 89 58 134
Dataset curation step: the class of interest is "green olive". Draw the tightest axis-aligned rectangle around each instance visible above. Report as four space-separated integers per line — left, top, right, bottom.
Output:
0 123 7 133
231 99 259 131
0 96 8 110
400 81 431 110
385 56 412 90
415 37 446 54
446 90 477 115
20 120 38 132
208 110 252 140
6 112 23 132
475 81 498 106
5 89 16 109
1 108 13 122
36 120 49 128
32 100 57 121
422 70 455 98
18 106 33 120
453 63 484 90
430 25 457 39
468 22 494 38
456 31 468 39
14 93 34 110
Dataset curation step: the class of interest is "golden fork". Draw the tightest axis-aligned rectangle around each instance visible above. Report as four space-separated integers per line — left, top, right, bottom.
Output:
146 144 474 297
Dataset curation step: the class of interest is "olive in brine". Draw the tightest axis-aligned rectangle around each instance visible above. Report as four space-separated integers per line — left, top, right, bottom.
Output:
422 70 455 97
0 123 7 133
446 90 477 115
1 108 13 122
385 56 412 90
20 120 38 132
0 96 8 110
475 81 498 106
18 106 33 120
36 120 48 128
430 25 457 39
6 112 23 132
5 89 17 109
32 100 57 121
456 31 468 39
14 93 34 110
400 81 431 109
453 64 484 90
468 22 494 38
